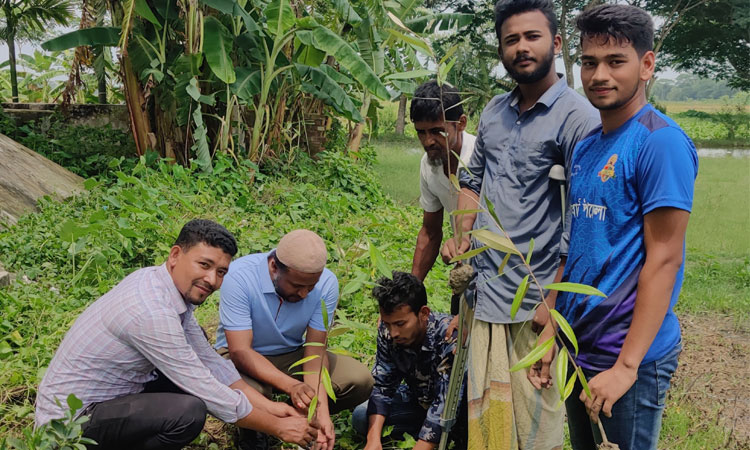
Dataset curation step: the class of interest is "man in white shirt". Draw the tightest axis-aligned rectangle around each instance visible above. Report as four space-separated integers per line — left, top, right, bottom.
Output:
411 81 476 298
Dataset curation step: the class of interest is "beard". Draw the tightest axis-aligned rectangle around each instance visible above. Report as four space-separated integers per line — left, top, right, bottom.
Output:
589 80 640 111
426 152 444 168
503 44 555 84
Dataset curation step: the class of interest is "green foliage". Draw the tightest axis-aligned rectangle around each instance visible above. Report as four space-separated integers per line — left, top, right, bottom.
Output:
0 110 136 178
4 394 95 450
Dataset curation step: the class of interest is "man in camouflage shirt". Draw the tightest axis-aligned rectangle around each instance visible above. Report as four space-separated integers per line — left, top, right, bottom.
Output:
352 271 466 450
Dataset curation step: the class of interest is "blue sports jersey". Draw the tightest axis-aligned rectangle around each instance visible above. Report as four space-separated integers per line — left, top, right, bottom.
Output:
557 104 698 371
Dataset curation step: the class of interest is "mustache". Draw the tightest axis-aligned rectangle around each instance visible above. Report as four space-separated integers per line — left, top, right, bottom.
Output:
590 82 615 89
513 54 535 65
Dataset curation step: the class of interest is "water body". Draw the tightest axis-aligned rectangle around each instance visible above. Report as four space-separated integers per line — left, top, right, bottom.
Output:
697 148 750 158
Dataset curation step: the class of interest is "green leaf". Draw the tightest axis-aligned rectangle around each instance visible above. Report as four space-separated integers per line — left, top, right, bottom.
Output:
447 173 460 191
577 367 592 399
203 16 236 84
300 19 389 100
385 69 433 80
8 330 23 346
327 326 350 338
288 354 320 370
42 27 121 51
526 238 535 264
544 282 607 298
66 394 83 412
307 395 318 422
556 347 568 400
322 367 336 402
191 108 212 172
186 78 201 101
328 348 358 358
497 252 511 276
59 220 87 242
510 274 529 320
292 371 318 376
201 0 259 32
303 342 325 347
469 229 518 255
296 64 363 122
231 67 262 102
369 241 392 279
135 0 162 28
321 298 329 331
341 278 364 297
564 372 576 400
265 0 295 36
549 309 578 356
483 194 503 230
448 245 488 263
332 0 361 25
385 28 432 57
509 336 554 372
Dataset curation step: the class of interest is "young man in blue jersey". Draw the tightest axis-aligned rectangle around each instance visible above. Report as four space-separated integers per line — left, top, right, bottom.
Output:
529 4 698 449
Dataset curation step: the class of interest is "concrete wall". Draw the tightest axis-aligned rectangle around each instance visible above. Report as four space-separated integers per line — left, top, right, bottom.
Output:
2 103 130 132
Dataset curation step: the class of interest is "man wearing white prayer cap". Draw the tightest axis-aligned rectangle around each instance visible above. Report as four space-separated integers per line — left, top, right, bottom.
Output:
215 229 374 450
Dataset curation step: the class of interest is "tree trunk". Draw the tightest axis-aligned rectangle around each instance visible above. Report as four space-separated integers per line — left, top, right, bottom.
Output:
348 93 371 153
7 33 19 103
395 94 407 135
96 66 107 103
560 1 575 88
121 54 154 156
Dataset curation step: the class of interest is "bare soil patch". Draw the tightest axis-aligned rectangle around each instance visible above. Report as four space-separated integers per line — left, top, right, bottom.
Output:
669 313 750 447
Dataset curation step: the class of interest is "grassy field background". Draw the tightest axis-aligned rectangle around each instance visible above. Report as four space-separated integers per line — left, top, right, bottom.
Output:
370 132 750 448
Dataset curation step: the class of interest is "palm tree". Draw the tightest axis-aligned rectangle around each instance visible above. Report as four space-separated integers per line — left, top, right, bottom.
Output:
0 0 72 102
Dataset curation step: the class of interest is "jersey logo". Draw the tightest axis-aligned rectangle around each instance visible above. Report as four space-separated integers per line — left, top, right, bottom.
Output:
598 154 618 182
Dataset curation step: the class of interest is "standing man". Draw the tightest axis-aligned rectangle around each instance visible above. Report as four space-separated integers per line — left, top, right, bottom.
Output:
35 219 318 450
351 271 466 450
542 5 697 449
215 229 374 450
411 80 476 291
442 0 600 448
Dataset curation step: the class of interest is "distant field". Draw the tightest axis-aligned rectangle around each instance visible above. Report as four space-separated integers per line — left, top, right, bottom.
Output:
663 100 750 114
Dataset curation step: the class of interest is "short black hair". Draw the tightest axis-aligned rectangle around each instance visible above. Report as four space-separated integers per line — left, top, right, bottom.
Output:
174 219 237 257
373 271 427 315
270 250 288 272
410 80 464 123
576 4 654 56
494 0 558 43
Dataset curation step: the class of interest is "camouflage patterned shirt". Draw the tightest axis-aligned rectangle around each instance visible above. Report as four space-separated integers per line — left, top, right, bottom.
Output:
366 312 459 443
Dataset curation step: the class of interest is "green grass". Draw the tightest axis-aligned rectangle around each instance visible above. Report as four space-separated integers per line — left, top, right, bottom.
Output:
369 135 424 206
680 158 750 317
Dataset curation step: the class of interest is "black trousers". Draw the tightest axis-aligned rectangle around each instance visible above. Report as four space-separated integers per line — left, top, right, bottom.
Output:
81 373 207 450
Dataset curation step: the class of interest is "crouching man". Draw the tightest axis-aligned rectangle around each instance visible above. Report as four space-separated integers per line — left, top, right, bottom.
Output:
215 229 374 450
35 219 318 450
353 271 467 450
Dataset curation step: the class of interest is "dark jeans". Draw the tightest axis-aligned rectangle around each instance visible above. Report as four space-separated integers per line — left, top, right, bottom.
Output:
565 343 681 450
351 392 467 449
81 372 207 450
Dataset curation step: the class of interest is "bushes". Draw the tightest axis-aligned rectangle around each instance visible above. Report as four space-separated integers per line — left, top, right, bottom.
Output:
0 110 136 178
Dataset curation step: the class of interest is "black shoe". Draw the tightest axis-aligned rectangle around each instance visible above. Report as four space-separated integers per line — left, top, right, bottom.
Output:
236 428 268 450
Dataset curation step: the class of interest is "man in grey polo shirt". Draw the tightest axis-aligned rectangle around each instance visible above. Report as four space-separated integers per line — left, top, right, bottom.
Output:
442 0 599 448
410 81 476 292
